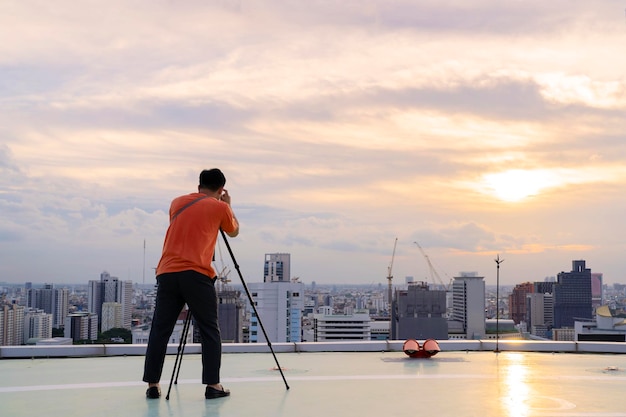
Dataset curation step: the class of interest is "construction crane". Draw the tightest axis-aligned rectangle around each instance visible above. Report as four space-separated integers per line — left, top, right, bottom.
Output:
413 242 451 291
214 239 232 291
387 237 398 314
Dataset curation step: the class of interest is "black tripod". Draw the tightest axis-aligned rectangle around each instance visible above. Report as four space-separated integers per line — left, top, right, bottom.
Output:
165 230 290 400
165 309 192 400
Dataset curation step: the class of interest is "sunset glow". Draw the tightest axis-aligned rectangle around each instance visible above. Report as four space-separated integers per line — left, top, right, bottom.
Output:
1 1 625 284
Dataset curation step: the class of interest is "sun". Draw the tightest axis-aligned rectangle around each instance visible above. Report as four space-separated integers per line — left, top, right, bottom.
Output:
481 169 558 202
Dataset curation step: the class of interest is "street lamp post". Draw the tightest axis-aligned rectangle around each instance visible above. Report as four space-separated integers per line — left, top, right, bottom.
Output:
494 254 504 353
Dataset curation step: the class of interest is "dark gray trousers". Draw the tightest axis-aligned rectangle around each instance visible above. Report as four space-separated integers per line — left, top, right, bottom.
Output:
142 270 222 385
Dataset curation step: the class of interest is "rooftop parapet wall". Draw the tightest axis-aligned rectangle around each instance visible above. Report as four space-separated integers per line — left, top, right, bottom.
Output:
3 340 626 359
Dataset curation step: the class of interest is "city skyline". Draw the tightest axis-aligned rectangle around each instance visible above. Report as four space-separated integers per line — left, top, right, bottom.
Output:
1 1 626 286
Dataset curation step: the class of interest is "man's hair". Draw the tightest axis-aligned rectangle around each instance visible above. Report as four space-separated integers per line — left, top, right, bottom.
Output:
199 168 226 191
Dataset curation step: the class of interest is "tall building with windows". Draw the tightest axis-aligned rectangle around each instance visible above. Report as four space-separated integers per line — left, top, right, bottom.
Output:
248 253 303 343
534 280 555 296
248 281 304 343
88 271 133 330
0 304 25 346
449 273 485 339
64 312 98 342
392 281 448 340
313 309 371 341
263 253 291 283
553 260 593 328
101 302 123 332
26 284 69 328
526 292 553 338
24 309 53 341
591 273 603 309
509 282 534 324
217 287 245 343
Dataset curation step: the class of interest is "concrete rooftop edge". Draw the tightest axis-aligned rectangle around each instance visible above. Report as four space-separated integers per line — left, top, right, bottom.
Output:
2 340 626 359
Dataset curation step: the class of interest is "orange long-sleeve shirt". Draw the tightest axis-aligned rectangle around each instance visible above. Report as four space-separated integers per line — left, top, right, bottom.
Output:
156 193 238 278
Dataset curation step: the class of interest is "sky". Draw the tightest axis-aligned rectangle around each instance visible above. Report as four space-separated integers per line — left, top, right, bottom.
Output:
1 0 626 288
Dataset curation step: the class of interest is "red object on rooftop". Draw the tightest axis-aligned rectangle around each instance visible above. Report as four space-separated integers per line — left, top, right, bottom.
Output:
402 338 440 358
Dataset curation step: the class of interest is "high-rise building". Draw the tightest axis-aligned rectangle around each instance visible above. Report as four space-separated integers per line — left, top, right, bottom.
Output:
526 292 553 337
88 271 133 330
525 281 556 337
101 302 123 332
534 281 555 295
553 260 593 328
248 253 304 343
450 272 485 339
591 273 603 309
313 309 371 341
64 312 98 342
509 282 534 324
24 309 53 341
0 304 25 346
392 281 448 340
217 287 245 343
248 280 304 343
263 253 291 283
26 284 69 328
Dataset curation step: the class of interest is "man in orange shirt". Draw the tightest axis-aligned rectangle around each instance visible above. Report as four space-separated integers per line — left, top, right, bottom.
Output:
143 168 239 400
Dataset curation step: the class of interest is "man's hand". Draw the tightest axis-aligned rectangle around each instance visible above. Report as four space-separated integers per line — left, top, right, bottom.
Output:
220 189 232 205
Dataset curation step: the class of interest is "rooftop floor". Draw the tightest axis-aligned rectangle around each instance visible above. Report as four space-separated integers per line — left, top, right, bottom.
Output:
2 341 626 417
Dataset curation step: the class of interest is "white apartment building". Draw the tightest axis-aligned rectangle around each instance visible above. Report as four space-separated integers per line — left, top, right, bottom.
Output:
313 309 371 341
132 314 193 345
248 281 304 343
450 272 485 339
0 304 25 346
88 272 133 330
101 302 123 332
24 309 53 340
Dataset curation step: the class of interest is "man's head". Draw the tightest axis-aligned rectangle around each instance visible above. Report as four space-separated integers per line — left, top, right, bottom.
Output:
199 168 226 192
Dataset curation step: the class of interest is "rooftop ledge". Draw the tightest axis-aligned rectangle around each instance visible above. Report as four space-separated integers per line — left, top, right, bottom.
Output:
2 340 626 359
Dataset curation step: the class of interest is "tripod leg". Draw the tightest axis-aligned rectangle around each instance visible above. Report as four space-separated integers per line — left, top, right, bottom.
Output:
220 229 290 390
166 310 192 400
174 312 192 384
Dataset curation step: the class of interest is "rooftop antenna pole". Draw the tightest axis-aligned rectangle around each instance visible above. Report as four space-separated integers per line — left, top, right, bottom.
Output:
142 239 146 286
387 238 398 340
494 254 504 353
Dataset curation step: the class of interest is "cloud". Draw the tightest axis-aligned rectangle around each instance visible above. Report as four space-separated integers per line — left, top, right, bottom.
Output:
1 0 625 284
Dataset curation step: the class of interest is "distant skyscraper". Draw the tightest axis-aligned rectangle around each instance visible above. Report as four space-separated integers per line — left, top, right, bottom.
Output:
248 280 304 343
509 282 534 324
88 271 133 330
534 281 555 295
591 273 603 309
26 284 69 328
553 260 593 328
263 253 291 283
101 302 123 332
450 273 485 339
313 309 371 341
64 312 98 342
0 304 25 346
393 282 448 340
526 292 553 337
216 287 245 343
24 309 53 340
